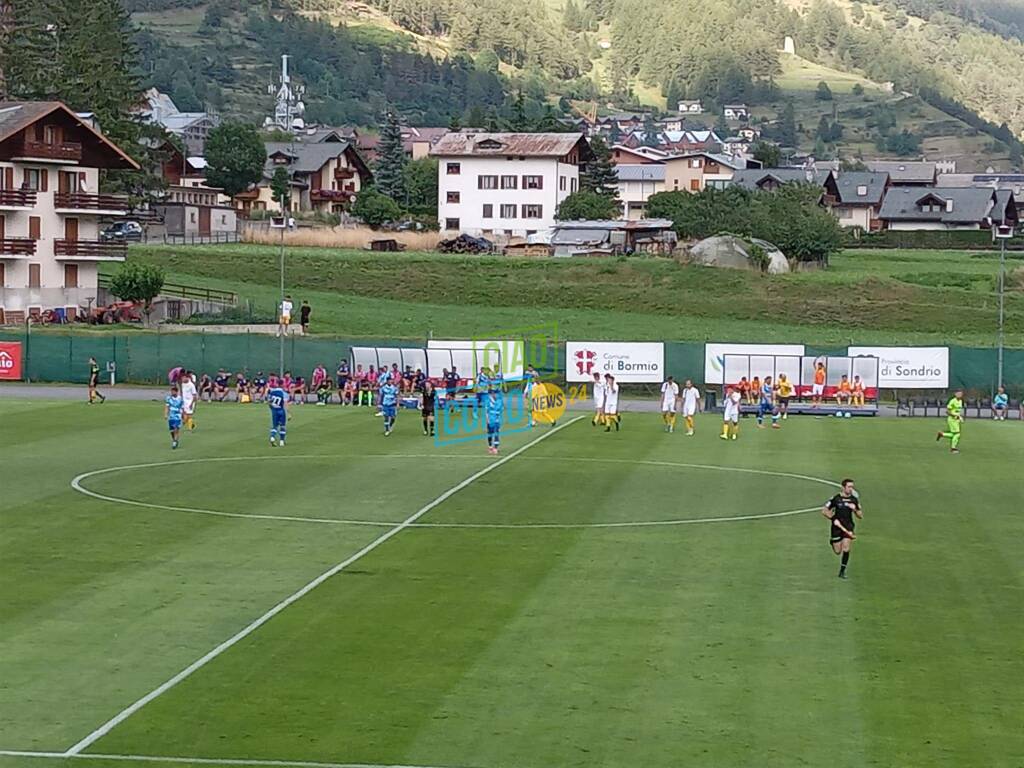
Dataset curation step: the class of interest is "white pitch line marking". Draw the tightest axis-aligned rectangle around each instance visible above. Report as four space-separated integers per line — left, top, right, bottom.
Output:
71 455 487 528
72 455 836 530
0 749 465 768
62 417 584 757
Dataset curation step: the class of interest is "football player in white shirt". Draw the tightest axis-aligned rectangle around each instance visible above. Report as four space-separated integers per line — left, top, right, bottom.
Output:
591 371 605 427
720 384 742 441
681 378 701 436
602 373 620 432
278 295 294 337
660 375 680 432
180 370 198 432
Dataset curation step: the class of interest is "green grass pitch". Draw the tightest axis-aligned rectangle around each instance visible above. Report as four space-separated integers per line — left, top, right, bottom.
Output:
1 399 1022 768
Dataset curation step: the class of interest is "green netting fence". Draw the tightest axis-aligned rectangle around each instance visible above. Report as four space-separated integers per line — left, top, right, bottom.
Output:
1 330 1022 393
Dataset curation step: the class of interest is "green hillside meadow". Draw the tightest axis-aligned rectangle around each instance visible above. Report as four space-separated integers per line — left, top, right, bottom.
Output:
117 244 1024 348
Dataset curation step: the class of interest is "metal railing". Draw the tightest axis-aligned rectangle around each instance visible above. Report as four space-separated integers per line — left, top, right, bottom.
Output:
0 189 37 207
54 192 129 211
98 275 238 305
15 138 82 162
159 231 240 245
0 237 36 255
53 239 127 258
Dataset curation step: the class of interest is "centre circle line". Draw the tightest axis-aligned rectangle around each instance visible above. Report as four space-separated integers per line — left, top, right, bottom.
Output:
70 454 837 530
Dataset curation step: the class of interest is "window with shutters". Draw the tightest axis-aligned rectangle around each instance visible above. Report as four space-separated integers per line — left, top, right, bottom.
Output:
482 204 493 218
523 175 543 190
522 204 543 219
446 191 461 203
22 169 40 191
64 263 78 288
500 204 516 219
500 175 517 189
28 217 41 240
29 263 41 288
477 175 499 190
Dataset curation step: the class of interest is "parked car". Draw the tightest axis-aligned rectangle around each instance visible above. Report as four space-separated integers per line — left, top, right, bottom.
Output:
100 221 143 242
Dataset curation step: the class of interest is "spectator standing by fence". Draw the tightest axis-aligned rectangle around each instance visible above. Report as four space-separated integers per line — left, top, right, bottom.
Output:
278 295 293 337
300 300 311 334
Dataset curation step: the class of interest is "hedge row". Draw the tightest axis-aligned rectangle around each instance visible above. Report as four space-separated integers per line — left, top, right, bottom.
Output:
844 229 1024 250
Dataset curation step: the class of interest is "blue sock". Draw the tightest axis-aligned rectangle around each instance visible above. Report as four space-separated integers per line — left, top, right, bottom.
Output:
270 429 277 441
278 428 286 442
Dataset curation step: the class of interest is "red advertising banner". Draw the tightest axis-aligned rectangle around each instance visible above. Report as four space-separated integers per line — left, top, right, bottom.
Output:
0 341 23 380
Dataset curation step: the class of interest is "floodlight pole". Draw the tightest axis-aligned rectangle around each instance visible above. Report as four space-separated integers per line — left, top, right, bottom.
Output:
997 235 1006 390
279 220 285 378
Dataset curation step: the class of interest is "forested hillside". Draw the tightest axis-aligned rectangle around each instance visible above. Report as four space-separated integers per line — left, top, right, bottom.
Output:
120 0 1024 164
129 0 509 126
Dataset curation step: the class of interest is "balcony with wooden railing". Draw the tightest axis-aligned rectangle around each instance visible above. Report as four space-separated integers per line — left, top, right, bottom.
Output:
0 189 37 208
334 167 355 180
53 239 127 259
310 188 354 203
54 192 129 213
13 138 83 162
0 238 36 256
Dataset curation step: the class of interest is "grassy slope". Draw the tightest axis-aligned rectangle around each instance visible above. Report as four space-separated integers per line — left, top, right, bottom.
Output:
117 244 1024 347
2 402 1022 766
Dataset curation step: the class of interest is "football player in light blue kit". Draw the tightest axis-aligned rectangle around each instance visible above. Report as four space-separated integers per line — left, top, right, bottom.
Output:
268 382 289 446
756 375 781 430
486 388 504 455
380 378 399 436
165 385 184 450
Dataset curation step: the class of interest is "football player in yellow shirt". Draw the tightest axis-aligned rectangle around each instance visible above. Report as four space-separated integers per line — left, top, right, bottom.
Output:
776 373 794 420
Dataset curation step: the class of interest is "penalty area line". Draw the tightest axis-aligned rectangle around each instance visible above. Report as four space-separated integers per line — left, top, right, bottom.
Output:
0 749 468 768
61 416 584 757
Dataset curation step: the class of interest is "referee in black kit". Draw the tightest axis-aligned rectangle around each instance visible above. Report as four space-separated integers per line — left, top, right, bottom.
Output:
823 479 863 579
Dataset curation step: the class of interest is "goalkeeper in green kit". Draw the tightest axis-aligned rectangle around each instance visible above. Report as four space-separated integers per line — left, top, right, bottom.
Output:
936 389 965 454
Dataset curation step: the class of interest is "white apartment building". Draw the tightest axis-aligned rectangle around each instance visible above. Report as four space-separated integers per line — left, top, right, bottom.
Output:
0 102 138 323
432 133 593 238
615 164 665 220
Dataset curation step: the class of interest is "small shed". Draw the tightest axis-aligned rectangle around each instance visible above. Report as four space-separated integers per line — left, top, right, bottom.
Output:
549 219 677 257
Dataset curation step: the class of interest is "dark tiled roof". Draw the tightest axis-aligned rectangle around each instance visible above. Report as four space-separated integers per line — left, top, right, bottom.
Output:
878 186 997 223
730 168 830 189
865 160 936 183
264 141 353 174
0 100 138 169
616 164 666 181
0 101 58 141
833 172 889 205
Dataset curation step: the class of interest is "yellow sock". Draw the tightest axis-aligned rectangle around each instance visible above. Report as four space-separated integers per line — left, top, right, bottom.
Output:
686 415 694 431
721 423 729 437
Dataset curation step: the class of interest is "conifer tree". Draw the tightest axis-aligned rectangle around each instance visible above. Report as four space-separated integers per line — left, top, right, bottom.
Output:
581 136 620 200
375 109 407 203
